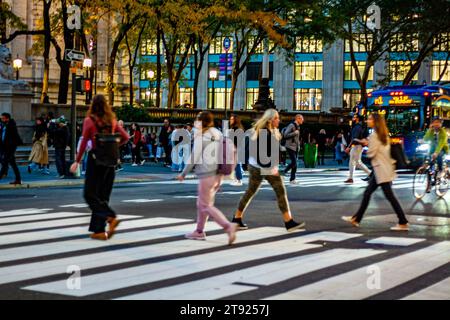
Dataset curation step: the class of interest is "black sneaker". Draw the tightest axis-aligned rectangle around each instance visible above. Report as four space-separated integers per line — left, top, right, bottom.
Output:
231 217 249 230
361 175 371 182
285 219 306 232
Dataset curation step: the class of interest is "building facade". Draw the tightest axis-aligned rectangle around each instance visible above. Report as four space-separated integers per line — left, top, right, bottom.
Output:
139 33 450 112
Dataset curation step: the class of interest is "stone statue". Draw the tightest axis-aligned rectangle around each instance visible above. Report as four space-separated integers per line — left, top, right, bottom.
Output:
0 44 29 89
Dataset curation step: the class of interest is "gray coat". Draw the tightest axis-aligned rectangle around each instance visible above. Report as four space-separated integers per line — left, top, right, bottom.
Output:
283 122 300 151
367 132 396 184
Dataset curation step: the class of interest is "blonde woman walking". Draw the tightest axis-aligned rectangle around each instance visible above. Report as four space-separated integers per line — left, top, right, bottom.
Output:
232 109 305 232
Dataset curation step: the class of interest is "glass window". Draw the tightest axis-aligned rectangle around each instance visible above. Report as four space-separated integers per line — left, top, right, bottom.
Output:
390 33 419 52
294 61 323 81
434 33 450 52
432 60 450 81
344 34 373 53
141 39 159 55
344 61 373 81
248 36 264 54
208 88 231 110
179 88 193 107
389 60 418 81
295 37 323 53
343 89 361 109
246 88 274 110
246 62 273 81
209 36 233 54
294 88 322 111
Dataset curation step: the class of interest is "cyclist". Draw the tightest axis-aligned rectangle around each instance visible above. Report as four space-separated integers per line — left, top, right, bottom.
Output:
423 117 449 190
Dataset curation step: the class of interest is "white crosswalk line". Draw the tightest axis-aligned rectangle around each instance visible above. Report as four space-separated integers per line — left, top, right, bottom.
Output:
117 247 379 300
0 217 187 246
23 231 361 297
402 277 450 300
0 212 90 225
59 204 89 208
13 227 285 290
0 209 53 217
265 241 450 300
0 220 243 263
122 199 164 203
366 237 425 246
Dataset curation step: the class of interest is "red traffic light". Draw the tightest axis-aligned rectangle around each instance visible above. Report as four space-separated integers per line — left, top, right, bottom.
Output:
84 79 91 92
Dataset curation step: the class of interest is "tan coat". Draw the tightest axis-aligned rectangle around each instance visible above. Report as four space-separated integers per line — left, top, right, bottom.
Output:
29 133 49 165
367 132 396 184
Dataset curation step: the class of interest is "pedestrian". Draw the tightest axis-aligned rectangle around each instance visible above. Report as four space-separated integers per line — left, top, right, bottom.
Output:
42 92 50 104
334 131 347 165
130 123 145 166
28 117 49 175
342 113 409 231
177 111 238 245
171 124 187 172
344 115 371 183
0 113 23 185
53 117 70 178
317 129 327 166
159 118 174 167
70 95 130 240
232 109 306 232
229 114 245 186
282 114 304 185
146 132 158 162
116 120 125 171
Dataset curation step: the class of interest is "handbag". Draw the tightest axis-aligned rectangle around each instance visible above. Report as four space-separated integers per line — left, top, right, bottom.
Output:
390 143 409 169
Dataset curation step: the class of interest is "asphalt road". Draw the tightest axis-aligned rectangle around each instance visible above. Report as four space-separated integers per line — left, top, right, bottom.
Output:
0 170 448 300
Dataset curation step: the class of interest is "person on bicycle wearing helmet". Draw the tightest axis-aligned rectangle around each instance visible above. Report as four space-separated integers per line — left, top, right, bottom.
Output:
424 117 449 173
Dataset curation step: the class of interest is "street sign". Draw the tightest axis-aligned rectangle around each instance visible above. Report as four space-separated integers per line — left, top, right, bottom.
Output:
65 49 85 62
219 53 232 80
223 37 231 52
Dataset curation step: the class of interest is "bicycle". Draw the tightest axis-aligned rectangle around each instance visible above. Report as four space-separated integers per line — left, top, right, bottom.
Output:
413 157 450 199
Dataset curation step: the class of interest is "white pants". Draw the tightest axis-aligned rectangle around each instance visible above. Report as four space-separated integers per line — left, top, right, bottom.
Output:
349 145 371 179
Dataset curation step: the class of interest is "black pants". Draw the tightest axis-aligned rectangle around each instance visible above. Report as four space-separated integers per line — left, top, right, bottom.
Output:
55 148 66 176
163 144 172 165
284 148 298 182
84 153 116 233
0 148 21 181
353 175 408 225
318 147 326 165
132 143 143 164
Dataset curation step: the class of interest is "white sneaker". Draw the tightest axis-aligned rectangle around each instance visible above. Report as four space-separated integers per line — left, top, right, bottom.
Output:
140 160 146 166
230 180 243 186
390 224 409 231
131 163 138 167
185 230 206 240
341 216 360 227
289 180 299 185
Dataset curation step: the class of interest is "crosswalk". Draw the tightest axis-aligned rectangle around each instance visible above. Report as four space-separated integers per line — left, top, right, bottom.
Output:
0 208 448 300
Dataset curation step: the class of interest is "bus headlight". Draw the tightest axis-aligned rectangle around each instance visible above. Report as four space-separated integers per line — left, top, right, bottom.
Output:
416 143 430 152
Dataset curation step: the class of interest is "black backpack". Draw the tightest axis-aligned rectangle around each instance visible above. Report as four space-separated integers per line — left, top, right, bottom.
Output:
92 119 121 167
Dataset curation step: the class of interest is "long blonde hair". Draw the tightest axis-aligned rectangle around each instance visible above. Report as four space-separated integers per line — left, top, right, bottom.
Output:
371 113 389 145
252 109 281 139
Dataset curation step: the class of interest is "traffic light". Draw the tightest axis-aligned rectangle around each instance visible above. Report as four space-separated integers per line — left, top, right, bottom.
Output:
75 77 92 94
84 79 91 92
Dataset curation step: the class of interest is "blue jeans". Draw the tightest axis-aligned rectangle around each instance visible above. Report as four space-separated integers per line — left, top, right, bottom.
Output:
235 163 243 180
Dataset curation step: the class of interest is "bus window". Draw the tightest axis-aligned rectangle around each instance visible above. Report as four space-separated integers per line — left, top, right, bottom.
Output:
385 107 420 134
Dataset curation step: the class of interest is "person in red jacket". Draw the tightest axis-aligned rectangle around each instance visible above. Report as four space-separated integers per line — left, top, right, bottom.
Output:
130 123 145 166
70 95 129 241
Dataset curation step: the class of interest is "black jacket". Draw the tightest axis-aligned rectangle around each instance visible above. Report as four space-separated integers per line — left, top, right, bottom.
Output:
53 125 70 149
0 119 23 152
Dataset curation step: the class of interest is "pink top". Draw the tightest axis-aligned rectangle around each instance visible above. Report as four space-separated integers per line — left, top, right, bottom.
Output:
76 117 129 163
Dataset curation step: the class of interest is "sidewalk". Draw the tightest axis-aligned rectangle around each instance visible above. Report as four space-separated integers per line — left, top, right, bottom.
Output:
0 160 347 190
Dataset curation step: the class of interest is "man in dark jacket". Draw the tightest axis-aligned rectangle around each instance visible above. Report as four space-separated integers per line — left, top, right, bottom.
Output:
282 114 304 184
53 117 70 178
0 113 23 184
159 119 174 166
344 115 371 183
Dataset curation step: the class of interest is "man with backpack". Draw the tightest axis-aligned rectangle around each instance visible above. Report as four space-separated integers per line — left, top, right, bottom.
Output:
282 114 304 185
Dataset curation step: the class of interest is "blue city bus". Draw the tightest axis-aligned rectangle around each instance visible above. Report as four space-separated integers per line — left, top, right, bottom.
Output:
363 84 450 167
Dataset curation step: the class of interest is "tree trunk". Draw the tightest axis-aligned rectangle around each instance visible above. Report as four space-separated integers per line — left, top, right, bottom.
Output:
107 39 121 106
230 70 238 111
193 51 199 109
41 0 51 102
156 27 162 108
57 0 73 104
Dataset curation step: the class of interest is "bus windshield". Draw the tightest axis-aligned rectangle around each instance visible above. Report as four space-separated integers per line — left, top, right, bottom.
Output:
367 106 420 135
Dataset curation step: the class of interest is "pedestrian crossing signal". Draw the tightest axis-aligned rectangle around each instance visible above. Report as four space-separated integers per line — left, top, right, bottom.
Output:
75 77 92 94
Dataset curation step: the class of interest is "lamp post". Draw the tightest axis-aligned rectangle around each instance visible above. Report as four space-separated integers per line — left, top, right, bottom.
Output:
209 69 218 110
147 70 155 107
13 56 23 81
83 58 92 104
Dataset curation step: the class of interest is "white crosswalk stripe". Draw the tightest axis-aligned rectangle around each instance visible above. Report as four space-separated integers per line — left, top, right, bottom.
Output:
0 208 447 300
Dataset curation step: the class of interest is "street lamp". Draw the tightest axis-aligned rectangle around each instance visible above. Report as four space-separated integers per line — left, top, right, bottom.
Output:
209 69 218 110
13 56 22 81
147 70 155 107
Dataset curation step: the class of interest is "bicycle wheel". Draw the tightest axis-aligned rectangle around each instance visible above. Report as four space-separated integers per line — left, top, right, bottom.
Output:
435 169 450 198
413 166 430 199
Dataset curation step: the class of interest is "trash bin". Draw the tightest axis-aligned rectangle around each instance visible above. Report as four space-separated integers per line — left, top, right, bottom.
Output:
304 143 318 168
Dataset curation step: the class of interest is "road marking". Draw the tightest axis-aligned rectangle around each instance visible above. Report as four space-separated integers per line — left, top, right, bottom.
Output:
265 241 450 300
174 196 198 199
0 209 53 218
59 204 89 208
23 231 360 297
0 212 90 225
17 227 286 291
122 199 164 203
366 237 425 246
0 217 187 246
402 277 450 300
117 247 380 300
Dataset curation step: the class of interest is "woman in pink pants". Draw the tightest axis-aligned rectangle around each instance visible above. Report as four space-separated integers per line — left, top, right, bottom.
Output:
177 111 238 245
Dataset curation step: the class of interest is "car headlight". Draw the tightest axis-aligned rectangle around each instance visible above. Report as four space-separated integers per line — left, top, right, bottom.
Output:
416 143 430 152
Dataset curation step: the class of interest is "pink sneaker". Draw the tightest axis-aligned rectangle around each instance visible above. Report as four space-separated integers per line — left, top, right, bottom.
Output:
226 223 238 245
185 230 206 240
